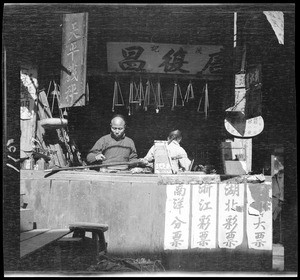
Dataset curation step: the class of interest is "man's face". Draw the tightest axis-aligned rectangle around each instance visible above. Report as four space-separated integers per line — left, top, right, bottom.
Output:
110 118 125 139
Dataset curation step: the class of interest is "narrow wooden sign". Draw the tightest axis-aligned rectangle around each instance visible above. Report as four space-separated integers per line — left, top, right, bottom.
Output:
59 13 88 108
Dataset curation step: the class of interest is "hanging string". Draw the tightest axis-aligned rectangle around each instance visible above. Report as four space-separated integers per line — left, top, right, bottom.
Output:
171 81 184 111
144 78 157 111
129 79 139 104
156 79 164 113
112 78 124 112
150 80 158 111
204 81 209 119
144 79 151 111
136 77 144 106
197 83 205 112
128 80 134 116
46 80 52 98
184 80 195 104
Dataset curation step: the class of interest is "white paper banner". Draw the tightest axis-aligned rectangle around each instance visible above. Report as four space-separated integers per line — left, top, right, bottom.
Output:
191 183 217 249
218 183 244 249
20 70 38 120
247 182 272 250
164 184 190 250
263 11 284 45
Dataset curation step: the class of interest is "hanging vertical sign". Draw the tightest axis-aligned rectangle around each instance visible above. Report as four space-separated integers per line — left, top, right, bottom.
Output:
191 183 217 249
218 183 244 249
164 184 190 250
245 64 262 118
246 182 272 250
20 64 38 120
60 12 88 108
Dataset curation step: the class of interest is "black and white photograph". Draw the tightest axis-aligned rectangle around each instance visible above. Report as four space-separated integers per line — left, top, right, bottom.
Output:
3 3 297 277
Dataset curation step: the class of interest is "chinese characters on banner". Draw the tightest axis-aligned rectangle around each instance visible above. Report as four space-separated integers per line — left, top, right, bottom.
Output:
164 182 272 251
218 183 244 249
164 184 190 250
60 13 88 108
246 182 272 250
191 183 217 249
107 42 224 78
245 64 262 118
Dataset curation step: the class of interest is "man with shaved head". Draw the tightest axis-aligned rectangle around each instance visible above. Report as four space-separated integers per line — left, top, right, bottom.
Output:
86 114 138 171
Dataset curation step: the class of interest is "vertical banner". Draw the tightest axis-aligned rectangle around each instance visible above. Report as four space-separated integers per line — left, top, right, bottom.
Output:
191 183 217 249
218 183 244 249
263 11 284 45
247 182 272 250
20 63 38 159
60 13 88 108
20 64 38 120
164 184 190 250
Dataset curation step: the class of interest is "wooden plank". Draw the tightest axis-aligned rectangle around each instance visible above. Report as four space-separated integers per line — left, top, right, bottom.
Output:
20 229 71 258
20 229 50 242
69 222 108 232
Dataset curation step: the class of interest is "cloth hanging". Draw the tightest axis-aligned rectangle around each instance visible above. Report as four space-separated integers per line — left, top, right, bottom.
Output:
263 11 284 45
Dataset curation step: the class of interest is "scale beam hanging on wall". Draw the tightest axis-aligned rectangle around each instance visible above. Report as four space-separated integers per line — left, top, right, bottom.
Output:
171 81 184 111
155 80 164 113
197 82 209 119
184 80 195 104
135 77 145 106
144 79 158 112
112 78 125 112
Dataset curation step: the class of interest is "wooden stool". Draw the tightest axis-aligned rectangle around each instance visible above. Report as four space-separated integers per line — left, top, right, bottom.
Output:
69 222 109 257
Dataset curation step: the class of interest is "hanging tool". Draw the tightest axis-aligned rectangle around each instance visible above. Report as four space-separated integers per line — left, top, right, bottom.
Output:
171 81 184 111
112 78 124 112
204 81 209 119
184 80 195 104
155 79 164 113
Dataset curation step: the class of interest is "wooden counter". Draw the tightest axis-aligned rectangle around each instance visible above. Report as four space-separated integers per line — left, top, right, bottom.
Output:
20 170 272 271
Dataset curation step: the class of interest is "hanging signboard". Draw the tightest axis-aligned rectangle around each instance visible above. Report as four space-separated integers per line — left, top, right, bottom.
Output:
59 12 88 108
245 64 262 118
107 42 224 78
224 64 264 138
224 115 264 138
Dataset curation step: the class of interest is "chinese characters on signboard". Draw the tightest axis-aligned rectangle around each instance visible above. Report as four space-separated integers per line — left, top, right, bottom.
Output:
164 182 272 251
164 184 190 250
191 183 217 249
218 183 244 249
245 64 262 118
107 42 224 78
246 182 272 250
60 13 88 108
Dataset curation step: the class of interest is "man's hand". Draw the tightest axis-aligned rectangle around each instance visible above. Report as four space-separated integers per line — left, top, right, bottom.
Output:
95 153 106 161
